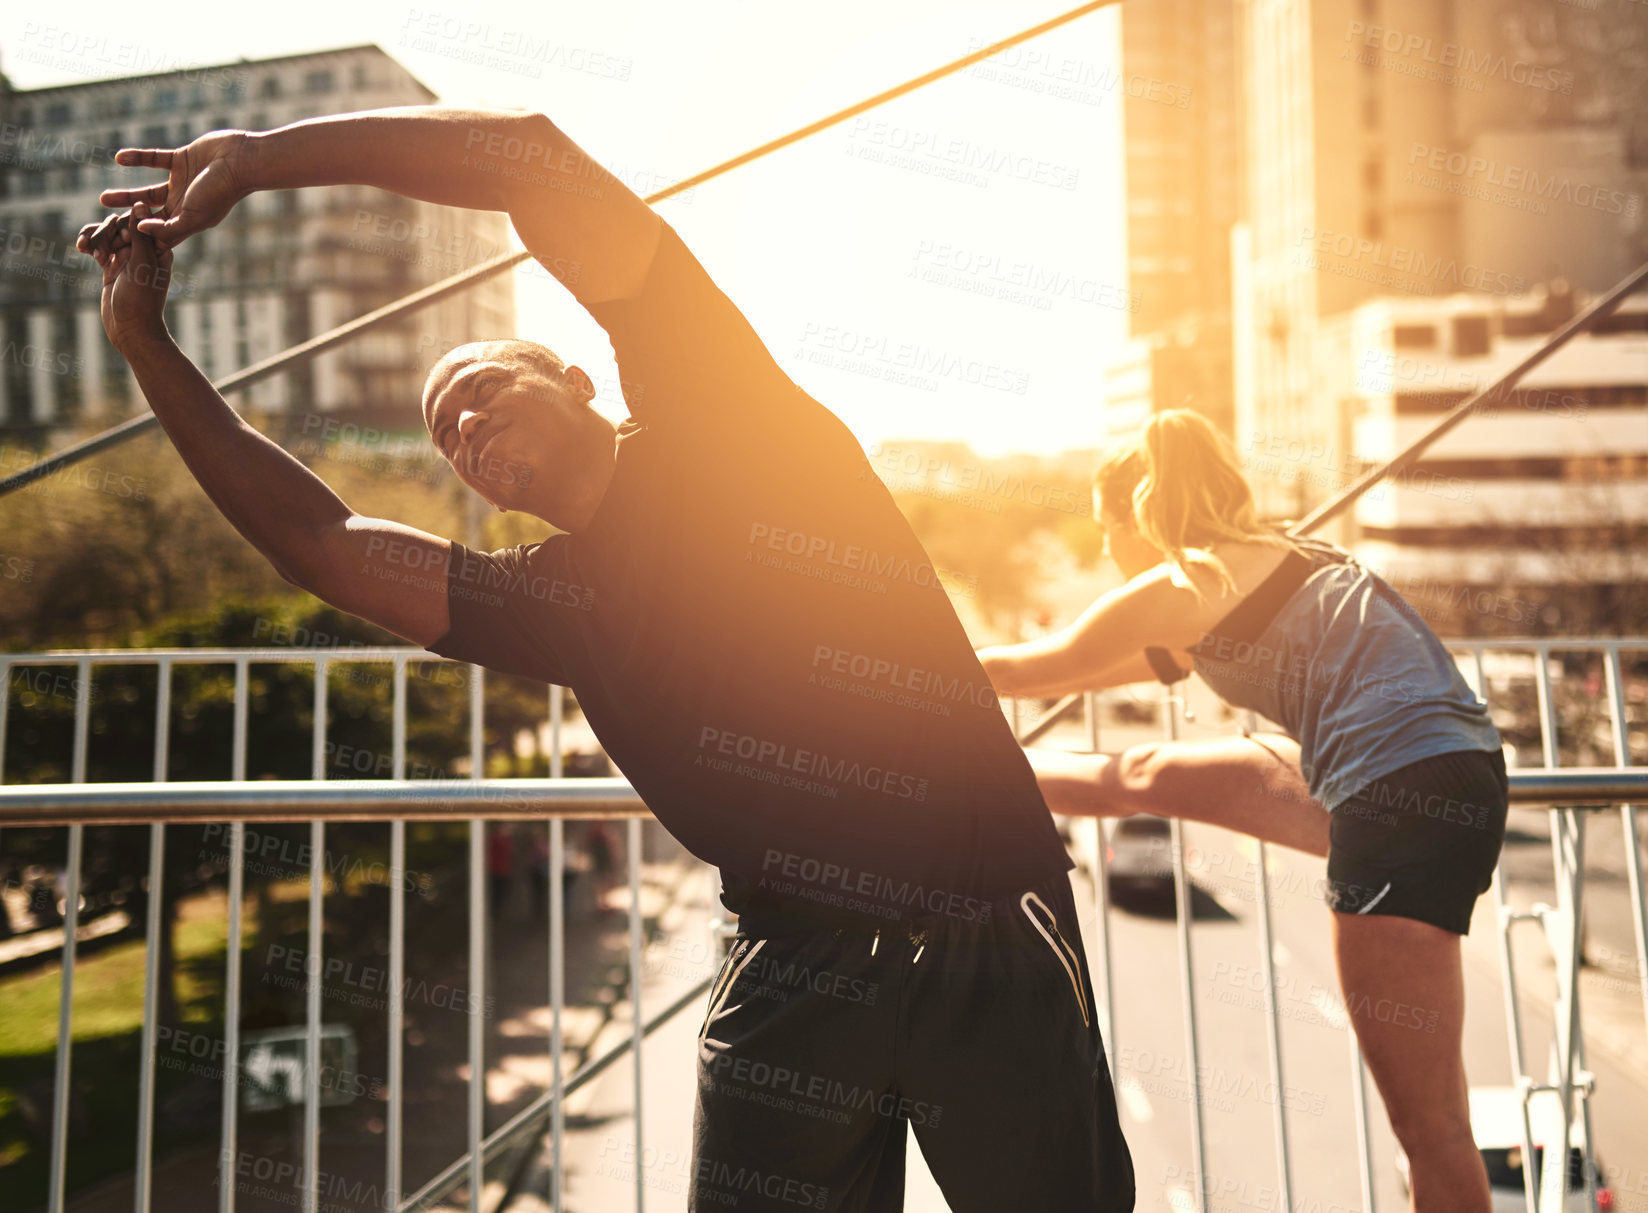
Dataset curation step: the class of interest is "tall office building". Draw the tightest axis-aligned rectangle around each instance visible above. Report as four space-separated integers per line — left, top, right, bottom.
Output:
0 44 515 436
1234 0 1648 615
1114 0 1242 435
1318 285 1648 632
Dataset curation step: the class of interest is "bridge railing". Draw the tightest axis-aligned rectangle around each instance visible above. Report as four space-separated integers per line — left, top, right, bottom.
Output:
0 639 1643 1212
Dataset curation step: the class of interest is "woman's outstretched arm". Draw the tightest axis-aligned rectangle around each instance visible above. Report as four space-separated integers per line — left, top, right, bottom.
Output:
979 565 1213 697
1029 731 1330 857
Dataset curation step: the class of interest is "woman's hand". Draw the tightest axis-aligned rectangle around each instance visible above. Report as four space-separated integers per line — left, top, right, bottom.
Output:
90 129 253 249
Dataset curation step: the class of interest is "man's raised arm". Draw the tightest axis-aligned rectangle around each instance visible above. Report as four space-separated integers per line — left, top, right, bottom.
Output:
83 207 456 648
90 107 663 305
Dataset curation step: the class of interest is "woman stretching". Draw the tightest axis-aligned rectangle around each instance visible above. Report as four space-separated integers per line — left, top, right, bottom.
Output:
978 410 1507 1213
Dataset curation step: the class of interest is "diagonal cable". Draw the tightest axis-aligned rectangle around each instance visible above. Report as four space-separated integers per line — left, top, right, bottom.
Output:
0 0 1119 499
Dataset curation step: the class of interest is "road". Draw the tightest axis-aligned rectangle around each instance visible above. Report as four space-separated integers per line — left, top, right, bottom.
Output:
519 809 1646 1212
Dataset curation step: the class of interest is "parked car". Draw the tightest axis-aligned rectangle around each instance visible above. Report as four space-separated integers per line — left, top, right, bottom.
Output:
1104 815 1175 908
1395 1086 1613 1210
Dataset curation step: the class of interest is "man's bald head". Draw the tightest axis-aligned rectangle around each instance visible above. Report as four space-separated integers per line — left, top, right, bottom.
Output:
421 338 568 432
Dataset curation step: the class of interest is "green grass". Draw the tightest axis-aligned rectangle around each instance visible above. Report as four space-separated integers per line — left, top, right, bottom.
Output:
0 900 232 1057
0 891 242 1204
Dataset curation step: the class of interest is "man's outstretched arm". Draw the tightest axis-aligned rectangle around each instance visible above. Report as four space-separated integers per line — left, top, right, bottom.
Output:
91 107 663 305
86 207 455 646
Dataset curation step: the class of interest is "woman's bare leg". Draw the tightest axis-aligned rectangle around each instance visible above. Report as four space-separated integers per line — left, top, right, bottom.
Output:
1332 913 1490 1212
1026 732 1330 857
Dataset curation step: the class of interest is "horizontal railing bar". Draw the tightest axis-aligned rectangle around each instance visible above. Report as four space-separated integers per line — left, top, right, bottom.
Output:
3 637 1645 665
1 771 1643 827
0 778 647 825
3 771 1648 830
3 637 1645 664
0 647 452 664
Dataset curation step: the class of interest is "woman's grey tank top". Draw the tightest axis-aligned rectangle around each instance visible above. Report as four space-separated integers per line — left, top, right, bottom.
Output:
1152 533 1503 812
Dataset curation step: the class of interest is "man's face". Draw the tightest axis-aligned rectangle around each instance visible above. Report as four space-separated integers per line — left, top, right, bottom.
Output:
423 340 591 517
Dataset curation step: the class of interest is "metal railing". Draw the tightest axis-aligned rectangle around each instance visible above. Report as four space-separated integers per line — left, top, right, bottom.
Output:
0 639 1644 1212
0 648 676 1213
1050 637 1648 1213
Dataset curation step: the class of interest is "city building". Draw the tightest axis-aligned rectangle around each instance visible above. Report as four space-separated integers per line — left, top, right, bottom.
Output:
1116 0 1242 434
1317 282 1648 632
0 43 515 438
1230 0 1648 585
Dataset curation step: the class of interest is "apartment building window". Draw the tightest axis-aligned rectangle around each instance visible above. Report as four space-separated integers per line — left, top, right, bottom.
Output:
353 64 368 88
304 70 336 95
235 297 250 366
1453 315 1491 357
14 108 34 129
1596 312 1648 335
154 91 179 112
1395 391 1469 414
260 77 283 100
223 78 245 103
54 311 81 418
1393 324 1436 348
61 164 82 193
200 300 215 377
44 103 73 126
21 171 46 198
1501 312 1550 337
103 347 130 410
3 317 32 424
140 125 169 148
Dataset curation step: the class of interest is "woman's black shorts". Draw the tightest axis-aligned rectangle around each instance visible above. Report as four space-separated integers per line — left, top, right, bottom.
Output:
1325 746 1509 935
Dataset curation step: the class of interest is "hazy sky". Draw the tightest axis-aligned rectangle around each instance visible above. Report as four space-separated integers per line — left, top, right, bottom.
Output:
3 1 1130 456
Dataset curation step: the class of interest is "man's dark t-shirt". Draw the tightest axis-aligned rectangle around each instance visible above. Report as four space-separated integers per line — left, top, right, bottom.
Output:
429 222 1071 925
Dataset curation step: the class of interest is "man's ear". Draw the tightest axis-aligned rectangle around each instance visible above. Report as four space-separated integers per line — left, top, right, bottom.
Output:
563 365 596 404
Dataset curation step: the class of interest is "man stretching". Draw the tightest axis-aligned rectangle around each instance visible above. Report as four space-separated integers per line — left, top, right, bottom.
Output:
80 107 1133 1210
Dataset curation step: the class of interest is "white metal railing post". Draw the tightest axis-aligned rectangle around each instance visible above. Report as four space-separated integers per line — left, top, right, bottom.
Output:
630 812 646 1213
388 817 406 1209
468 665 485 1211
388 656 405 1210
1600 646 1648 1049
1163 683 1207 1212
1246 709 1293 1209
0 656 11 781
1348 1031 1377 1212
48 659 93 1213
1085 691 1117 1087
218 657 250 1213
304 818 324 1213
1470 644 1543 1213
135 656 172 1213
549 682 565 1210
